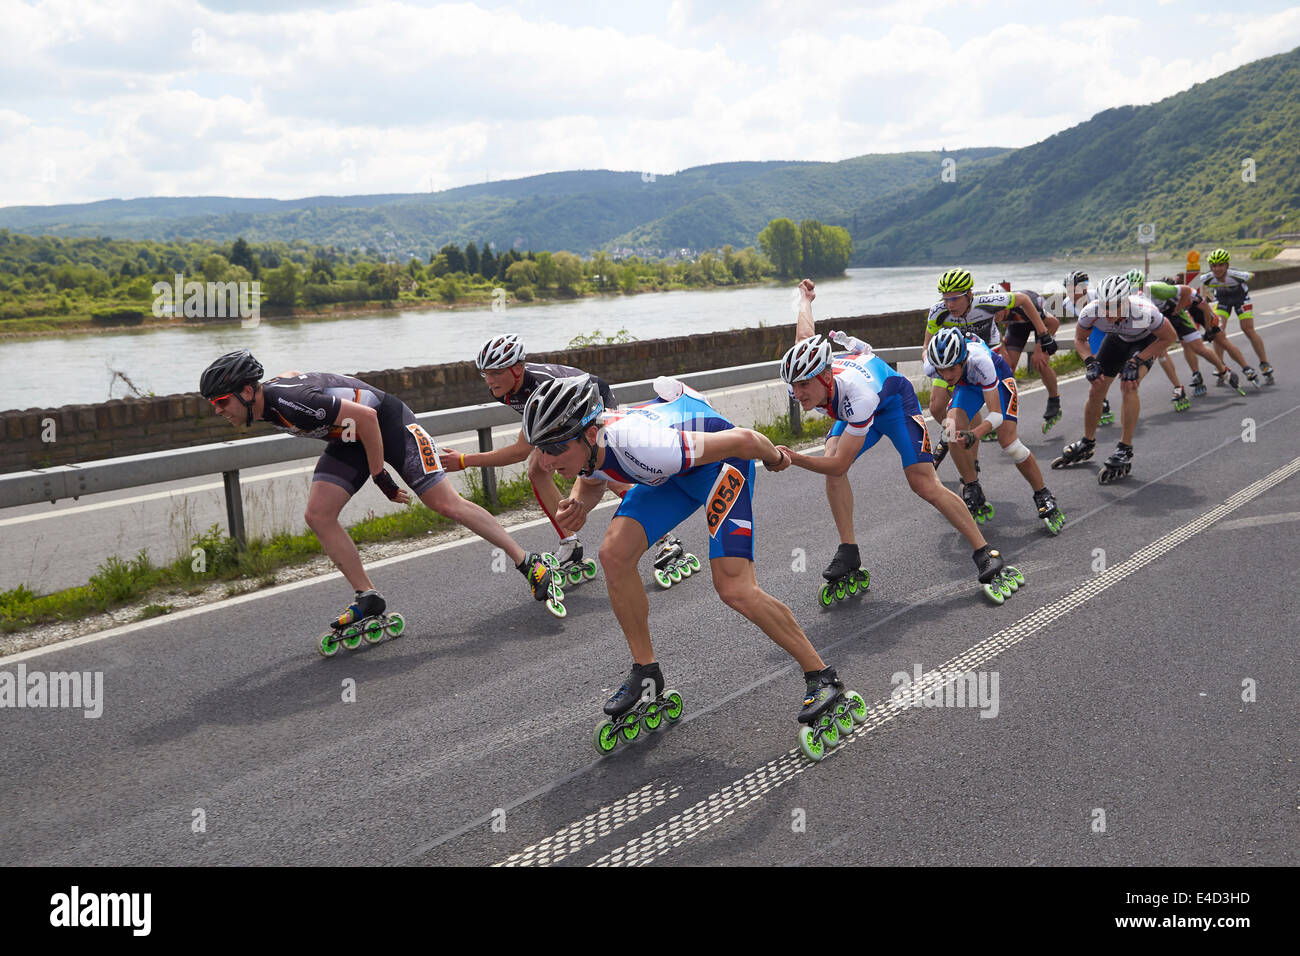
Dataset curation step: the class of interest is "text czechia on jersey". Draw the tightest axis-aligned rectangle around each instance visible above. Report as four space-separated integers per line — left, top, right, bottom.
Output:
49 887 151 936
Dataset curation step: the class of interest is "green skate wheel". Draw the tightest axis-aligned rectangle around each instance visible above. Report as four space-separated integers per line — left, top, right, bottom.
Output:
856 569 870 590
385 612 406 638
668 564 683 584
546 597 567 619
619 715 641 744
686 554 701 572
983 582 1005 605
654 568 672 590
834 703 855 736
1007 566 1025 586
363 619 386 644
549 582 564 602
845 691 868 724
567 566 584 586
663 690 684 721
541 552 560 569
582 558 598 580
678 560 692 578
998 576 1014 598
317 633 341 657
593 719 619 755
798 726 826 762
834 580 847 601
341 627 364 650
641 703 663 733
819 584 834 608
819 714 840 748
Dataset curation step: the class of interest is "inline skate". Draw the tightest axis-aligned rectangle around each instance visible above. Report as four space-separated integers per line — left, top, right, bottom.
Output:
1214 368 1246 395
593 662 684 755
973 545 1024 606
1051 436 1096 470
1098 443 1133 485
519 551 566 618
1260 361 1274 386
1189 370 1206 397
542 536 598 588
1171 386 1190 412
1242 366 1262 389
962 479 994 524
651 533 701 589
1034 487 1065 535
1098 399 1114 427
1041 395 1063 434
818 543 870 607
317 589 406 657
797 666 868 762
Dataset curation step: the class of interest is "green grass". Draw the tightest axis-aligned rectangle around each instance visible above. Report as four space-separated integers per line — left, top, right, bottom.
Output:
753 409 834 447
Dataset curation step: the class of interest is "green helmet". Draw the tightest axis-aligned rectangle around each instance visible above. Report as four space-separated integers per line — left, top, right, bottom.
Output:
1207 248 1230 265
1126 268 1145 290
937 268 973 294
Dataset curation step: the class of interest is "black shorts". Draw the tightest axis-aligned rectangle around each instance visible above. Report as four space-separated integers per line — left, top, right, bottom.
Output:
313 394 446 497
1166 310 1200 341
1097 333 1159 378
1002 321 1037 354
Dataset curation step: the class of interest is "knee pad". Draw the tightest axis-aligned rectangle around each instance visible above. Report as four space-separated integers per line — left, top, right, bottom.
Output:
1004 439 1031 464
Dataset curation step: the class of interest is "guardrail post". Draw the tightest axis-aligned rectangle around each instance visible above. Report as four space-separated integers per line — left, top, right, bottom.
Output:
476 427 498 510
788 395 802 436
222 470 247 550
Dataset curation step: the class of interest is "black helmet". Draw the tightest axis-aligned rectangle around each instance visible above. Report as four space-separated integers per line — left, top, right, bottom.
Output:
200 349 263 399
523 375 603 447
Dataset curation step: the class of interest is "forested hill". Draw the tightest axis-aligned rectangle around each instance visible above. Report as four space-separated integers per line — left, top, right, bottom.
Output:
850 44 1300 264
0 152 1007 259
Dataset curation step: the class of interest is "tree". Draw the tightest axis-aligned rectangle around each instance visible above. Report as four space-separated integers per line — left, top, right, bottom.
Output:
505 259 539 290
464 241 480 276
758 218 801 277
264 262 300 307
535 251 558 289
554 251 583 295
229 237 257 277
479 242 495 279
200 253 230 282
438 243 465 274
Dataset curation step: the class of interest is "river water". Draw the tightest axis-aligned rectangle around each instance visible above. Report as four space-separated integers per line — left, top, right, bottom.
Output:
1 256 1170 411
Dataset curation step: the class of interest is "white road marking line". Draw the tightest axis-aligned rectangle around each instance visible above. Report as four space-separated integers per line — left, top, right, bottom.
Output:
586 455 1300 867
1216 511 1300 531
494 783 684 867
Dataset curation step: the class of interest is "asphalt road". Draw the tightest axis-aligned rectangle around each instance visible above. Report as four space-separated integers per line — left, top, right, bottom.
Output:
1 289 1297 867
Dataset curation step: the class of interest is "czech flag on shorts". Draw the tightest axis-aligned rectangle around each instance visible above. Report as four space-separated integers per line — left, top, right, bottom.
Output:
728 518 752 537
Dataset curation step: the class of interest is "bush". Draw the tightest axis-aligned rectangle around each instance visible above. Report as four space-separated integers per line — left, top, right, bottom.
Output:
1250 245 1281 261
513 284 534 302
90 307 145 326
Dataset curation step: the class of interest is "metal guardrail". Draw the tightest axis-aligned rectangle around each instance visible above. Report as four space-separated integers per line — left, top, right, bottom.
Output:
0 346 925 542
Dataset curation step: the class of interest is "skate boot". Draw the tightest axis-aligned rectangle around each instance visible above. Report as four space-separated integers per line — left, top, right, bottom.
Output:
962 478 994 524
651 533 700 589
1242 366 1261 389
818 543 870 607
593 661 683 755
1051 436 1096 470
317 589 405 657
797 666 867 762
1034 487 1066 536
1098 443 1133 485
973 545 1024 606
1099 399 1114 426
1172 386 1190 412
1041 395 1063 434
1260 361 1274 386
519 552 566 618
1189 371 1206 397
932 438 950 470
542 535 599 588
1215 368 1246 395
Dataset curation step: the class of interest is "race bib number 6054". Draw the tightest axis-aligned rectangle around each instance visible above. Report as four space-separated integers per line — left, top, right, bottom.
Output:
705 463 747 538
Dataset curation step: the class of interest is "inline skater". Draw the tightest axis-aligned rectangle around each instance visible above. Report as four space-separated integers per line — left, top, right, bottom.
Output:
779 280 1024 605
1196 249 1273 385
1130 271 1244 403
1051 276 1177 483
525 374 866 762
437 334 631 589
924 269 1057 467
989 280 1065 433
1184 285 1255 391
199 349 559 651
922 328 1065 535
1062 271 1114 426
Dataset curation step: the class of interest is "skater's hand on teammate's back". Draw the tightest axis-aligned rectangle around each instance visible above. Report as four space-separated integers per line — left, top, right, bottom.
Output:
438 447 464 472
768 446 793 472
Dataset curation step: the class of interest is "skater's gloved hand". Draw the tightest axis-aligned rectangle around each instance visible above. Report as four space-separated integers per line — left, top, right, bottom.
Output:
556 497 588 532
1203 324 1221 343
958 429 979 450
766 446 793 472
1120 357 1142 382
372 469 410 503
1038 332 1058 356
1084 355 1102 382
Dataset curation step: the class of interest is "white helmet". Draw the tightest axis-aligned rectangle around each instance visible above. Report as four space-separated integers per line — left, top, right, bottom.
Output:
780 335 832 384
476 334 525 371
1096 275 1131 311
925 327 969 369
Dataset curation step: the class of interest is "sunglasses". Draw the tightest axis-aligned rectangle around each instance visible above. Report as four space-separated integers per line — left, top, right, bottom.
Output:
538 439 572 457
942 292 968 303
209 394 234 408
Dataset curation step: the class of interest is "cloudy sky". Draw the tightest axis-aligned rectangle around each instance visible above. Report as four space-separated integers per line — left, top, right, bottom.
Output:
3 0 1299 207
